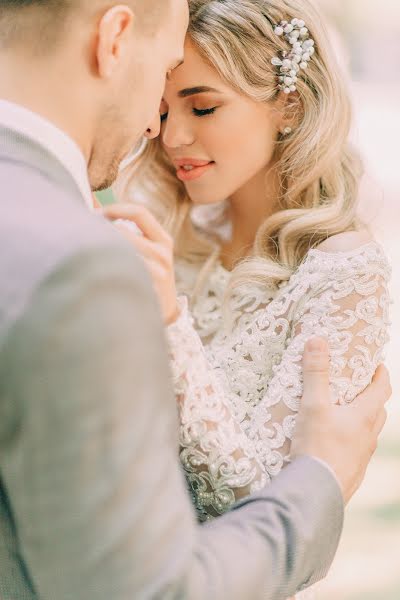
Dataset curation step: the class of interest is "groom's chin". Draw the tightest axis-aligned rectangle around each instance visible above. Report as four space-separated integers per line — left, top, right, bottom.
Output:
89 159 121 193
92 177 117 193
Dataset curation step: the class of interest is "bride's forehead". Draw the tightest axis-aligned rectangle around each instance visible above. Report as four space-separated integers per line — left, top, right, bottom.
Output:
164 49 225 95
179 39 221 76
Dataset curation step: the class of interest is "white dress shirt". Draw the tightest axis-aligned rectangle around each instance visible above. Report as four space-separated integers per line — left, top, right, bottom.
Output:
0 99 93 209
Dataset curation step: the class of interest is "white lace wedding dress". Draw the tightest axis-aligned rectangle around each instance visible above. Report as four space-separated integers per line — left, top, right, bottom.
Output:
166 241 391 597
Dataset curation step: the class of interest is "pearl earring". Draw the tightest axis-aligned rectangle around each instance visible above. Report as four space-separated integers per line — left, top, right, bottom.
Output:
281 126 292 136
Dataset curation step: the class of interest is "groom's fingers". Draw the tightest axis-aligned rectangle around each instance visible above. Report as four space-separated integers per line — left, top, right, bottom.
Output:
300 337 330 412
373 407 388 438
100 203 172 246
350 365 392 419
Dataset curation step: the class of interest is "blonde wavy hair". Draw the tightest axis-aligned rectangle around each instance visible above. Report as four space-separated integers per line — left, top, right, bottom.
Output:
115 0 363 303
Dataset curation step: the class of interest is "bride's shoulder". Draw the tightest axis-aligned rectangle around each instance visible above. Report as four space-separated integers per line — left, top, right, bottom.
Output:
294 230 390 282
313 230 374 254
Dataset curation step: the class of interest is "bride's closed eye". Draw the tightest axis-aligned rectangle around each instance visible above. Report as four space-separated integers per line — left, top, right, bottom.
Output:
160 106 218 122
193 107 218 117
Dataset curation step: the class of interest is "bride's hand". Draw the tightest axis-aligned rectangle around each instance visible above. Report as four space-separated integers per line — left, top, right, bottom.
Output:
99 203 180 326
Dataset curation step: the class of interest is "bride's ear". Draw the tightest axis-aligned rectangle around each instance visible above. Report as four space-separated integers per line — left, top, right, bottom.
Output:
274 90 302 134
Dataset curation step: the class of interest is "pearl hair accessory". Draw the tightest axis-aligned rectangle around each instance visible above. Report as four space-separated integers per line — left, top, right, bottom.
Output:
271 17 315 94
281 126 292 136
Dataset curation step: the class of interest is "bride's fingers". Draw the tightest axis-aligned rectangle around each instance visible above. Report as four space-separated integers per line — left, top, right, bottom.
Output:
114 223 172 269
101 203 172 247
145 259 165 285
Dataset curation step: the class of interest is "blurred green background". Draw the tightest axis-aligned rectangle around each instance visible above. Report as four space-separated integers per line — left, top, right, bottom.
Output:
95 188 115 206
98 2 400 597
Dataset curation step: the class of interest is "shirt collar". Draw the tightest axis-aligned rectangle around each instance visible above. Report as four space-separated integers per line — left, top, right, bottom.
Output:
0 99 93 210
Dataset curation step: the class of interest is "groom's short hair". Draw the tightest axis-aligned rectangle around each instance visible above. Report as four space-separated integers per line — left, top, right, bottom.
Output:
0 0 168 53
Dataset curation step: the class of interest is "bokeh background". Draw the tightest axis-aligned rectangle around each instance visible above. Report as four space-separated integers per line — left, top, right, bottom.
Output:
315 1 400 598
98 1 400 597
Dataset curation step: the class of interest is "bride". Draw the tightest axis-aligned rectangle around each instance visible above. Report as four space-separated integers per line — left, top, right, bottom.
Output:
102 0 390 570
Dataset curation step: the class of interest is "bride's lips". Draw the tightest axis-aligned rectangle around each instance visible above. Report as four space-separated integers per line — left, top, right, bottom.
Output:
174 158 215 182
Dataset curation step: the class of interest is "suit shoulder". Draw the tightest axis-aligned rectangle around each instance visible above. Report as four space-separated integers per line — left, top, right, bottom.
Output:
0 161 144 334
0 159 127 266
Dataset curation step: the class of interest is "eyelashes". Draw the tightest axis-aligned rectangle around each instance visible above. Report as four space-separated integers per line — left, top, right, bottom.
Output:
193 107 217 117
160 107 218 122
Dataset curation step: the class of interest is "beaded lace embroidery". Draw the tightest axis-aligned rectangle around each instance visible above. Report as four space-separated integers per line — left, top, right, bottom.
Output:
167 242 391 522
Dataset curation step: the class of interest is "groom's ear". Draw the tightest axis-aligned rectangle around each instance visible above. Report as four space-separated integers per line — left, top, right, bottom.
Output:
94 0 171 80
95 5 135 80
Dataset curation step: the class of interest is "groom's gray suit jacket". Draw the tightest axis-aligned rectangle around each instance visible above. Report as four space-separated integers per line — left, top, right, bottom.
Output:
0 125 344 600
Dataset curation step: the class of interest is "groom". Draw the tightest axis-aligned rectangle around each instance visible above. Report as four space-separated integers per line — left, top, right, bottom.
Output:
0 1 391 599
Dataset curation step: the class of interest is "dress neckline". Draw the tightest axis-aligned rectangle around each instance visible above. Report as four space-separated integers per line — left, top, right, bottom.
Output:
215 240 381 275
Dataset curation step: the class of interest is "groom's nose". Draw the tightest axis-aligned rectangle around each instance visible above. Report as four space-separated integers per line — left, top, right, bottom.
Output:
144 113 161 140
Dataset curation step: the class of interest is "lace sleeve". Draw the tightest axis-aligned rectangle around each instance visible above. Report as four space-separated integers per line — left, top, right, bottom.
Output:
248 244 391 472
166 296 267 521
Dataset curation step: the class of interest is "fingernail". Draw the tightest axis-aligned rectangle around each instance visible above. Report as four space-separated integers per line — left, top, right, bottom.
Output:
306 337 328 352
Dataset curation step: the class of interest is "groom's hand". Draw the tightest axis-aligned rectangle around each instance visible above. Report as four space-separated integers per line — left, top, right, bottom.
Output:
291 338 392 505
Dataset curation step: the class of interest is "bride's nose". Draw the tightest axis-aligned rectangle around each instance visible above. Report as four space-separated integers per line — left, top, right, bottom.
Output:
162 114 195 149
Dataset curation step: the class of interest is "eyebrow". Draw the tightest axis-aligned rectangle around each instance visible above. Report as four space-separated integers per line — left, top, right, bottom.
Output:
178 86 221 98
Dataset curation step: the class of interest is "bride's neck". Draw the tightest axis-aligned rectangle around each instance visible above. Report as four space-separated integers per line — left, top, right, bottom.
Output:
220 166 280 271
